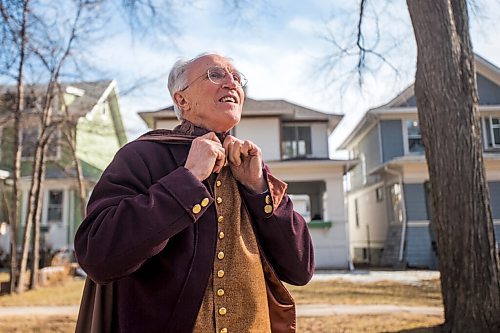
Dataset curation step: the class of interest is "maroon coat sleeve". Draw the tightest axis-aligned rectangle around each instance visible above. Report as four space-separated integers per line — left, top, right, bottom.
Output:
74 141 214 284
239 165 315 286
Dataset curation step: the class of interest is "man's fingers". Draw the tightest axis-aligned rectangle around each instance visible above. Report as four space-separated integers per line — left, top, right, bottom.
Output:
230 141 243 166
212 147 226 173
201 131 221 144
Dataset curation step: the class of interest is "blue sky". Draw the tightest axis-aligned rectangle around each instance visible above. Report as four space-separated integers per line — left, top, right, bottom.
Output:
90 0 500 156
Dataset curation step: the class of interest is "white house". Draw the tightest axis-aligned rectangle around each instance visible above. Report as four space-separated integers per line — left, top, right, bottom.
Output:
139 98 356 269
339 55 500 268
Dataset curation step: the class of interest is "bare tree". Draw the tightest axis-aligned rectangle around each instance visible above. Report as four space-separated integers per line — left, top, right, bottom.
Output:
0 0 30 294
324 0 500 330
1 0 266 294
407 0 500 331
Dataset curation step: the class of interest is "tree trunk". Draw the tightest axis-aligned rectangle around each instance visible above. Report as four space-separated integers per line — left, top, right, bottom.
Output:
407 0 500 331
64 124 86 219
16 137 43 293
29 144 47 290
9 0 30 294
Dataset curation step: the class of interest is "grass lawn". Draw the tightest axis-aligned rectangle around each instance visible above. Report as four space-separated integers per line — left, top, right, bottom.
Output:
0 272 444 332
286 279 443 307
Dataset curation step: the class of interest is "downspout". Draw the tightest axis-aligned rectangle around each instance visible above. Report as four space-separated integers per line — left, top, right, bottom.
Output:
384 166 407 262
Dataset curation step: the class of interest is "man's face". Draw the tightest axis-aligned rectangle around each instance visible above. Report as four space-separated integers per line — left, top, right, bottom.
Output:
174 54 245 133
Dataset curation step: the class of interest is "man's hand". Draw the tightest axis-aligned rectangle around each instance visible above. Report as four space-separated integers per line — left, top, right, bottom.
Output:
185 132 226 181
223 135 267 193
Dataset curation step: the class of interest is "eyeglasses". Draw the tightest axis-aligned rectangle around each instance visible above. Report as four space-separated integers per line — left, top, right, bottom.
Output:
181 66 248 91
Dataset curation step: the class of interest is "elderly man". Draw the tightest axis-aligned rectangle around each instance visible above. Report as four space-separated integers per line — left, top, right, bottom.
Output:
74 53 314 333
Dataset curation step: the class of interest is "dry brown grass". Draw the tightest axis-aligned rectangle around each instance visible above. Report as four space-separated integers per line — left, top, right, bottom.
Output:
0 277 85 306
0 273 444 332
286 279 443 307
298 314 443 332
0 315 77 333
0 314 443 333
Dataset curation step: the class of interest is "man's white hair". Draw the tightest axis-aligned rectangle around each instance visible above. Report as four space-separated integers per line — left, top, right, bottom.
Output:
167 53 231 120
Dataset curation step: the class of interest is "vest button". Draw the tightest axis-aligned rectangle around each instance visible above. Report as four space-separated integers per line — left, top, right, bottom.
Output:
218 216 224 223
217 270 225 278
217 251 225 260
217 288 225 296
218 231 225 239
217 197 223 204
220 328 228 333
218 307 227 315
216 180 222 187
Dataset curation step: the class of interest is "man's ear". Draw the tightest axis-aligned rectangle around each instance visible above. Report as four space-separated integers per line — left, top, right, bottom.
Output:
173 92 190 112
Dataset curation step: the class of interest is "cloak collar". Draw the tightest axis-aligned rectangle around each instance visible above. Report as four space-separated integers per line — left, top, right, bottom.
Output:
136 120 230 166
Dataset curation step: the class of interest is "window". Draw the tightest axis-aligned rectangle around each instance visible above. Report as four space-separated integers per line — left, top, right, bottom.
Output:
354 198 360 228
288 194 311 222
389 183 403 223
376 186 384 202
47 190 63 223
21 127 59 160
281 125 312 159
407 120 424 154
483 116 500 148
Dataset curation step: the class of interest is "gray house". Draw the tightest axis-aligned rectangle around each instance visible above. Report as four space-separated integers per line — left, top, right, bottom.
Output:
340 55 500 268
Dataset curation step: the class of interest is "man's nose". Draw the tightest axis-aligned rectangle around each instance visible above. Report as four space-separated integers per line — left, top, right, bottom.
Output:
222 72 238 88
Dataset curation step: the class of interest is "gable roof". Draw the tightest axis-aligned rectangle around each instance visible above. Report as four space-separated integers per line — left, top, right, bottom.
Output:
138 97 343 134
338 54 500 149
0 80 114 119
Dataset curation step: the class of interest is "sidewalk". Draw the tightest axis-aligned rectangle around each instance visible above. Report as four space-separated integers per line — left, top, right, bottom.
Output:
0 304 443 317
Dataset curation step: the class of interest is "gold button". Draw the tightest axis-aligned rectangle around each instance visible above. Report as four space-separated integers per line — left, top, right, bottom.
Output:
217 251 225 260
192 204 201 214
216 180 222 187
265 195 271 204
218 307 227 315
218 231 225 239
216 197 222 204
220 328 228 333
264 204 273 214
218 215 224 223
217 270 225 278
217 288 225 296
201 197 210 207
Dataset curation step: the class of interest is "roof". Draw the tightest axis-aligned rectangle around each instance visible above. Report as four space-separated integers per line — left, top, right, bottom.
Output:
338 55 500 150
138 97 343 134
0 80 115 119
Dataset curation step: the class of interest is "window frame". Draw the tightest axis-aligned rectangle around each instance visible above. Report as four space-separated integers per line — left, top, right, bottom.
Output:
404 119 425 155
281 124 312 159
482 115 500 149
20 125 61 161
46 189 64 225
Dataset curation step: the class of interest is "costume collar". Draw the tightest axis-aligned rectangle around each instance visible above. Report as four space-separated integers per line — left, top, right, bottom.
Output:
136 120 230 167
173 120 229 143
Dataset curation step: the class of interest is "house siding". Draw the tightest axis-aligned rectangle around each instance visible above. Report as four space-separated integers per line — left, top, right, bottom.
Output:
310 123 329 158
403 183 428 221
350 126 381 190
406 225 437 268
489 181 500 219
380 120 404 163
477 73 500 105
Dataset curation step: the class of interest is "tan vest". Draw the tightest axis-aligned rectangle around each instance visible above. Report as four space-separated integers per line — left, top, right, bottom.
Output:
192 167 271 333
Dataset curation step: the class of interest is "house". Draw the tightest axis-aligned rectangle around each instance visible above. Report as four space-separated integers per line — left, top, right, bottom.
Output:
339 55 500 268
139 98 356 269
0 80 127 259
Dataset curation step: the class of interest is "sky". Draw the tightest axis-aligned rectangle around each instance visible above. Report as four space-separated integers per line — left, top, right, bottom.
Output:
88 0 500 157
